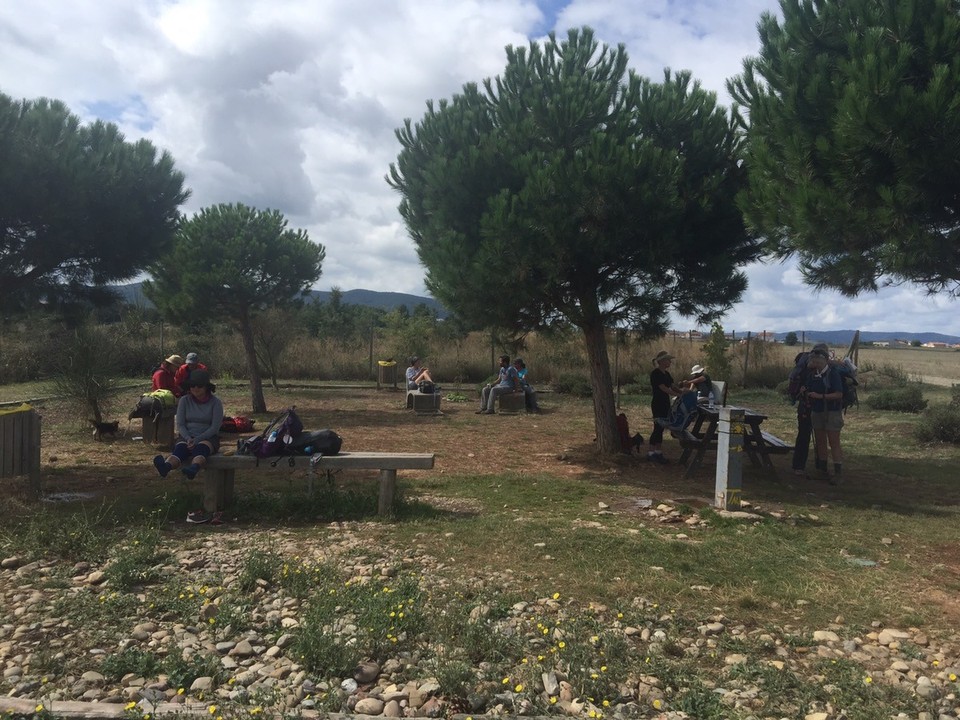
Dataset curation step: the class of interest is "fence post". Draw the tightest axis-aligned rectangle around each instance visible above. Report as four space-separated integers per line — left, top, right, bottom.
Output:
0 405 42 499
715 407 744 510
743 331 752 379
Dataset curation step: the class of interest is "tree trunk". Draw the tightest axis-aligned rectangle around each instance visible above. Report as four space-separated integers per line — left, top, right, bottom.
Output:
238 315 267 413
580 319 619 455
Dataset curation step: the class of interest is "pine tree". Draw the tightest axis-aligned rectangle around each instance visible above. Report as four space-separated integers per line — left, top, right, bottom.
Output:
389 28 760 453
729 0 960 295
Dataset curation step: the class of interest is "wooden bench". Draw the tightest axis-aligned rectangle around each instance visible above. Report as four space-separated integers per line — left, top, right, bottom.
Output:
405 390 442 415
758 431 794 454
202 452 435 517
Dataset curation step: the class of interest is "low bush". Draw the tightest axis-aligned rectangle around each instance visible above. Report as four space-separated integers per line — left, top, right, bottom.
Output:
864 385 927 413
552 372 592 397
915 403 960 444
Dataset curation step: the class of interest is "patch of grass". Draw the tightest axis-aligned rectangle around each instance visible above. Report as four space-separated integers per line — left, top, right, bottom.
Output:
865 385 927 413
1 502 119 562
100 646 162 682
163 652 224 693
236 547 283 592
293 569 426 675
103 512 169 590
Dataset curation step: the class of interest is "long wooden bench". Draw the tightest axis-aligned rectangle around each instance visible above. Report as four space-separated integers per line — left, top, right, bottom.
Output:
202 452 435 517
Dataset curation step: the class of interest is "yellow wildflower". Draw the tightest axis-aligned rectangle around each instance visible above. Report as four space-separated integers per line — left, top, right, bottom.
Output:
514 684 523 692
208 705 218 715
652 699 662 709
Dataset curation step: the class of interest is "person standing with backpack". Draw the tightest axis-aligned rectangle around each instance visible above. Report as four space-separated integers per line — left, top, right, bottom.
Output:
648 350 684 464
788 342 827 476
804 348 845 484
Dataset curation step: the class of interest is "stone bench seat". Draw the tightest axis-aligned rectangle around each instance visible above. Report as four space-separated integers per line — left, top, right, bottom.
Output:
202 452 436 517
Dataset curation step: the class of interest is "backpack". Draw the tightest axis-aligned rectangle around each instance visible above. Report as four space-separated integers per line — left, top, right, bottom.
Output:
128 389 177 420
220 415 255 433
788 352 858 412
837 358 859 413
664 392 699 431
613 414 644 455
616 413 632 454
237 407 304 458
288 429 343 456
417 380 435 394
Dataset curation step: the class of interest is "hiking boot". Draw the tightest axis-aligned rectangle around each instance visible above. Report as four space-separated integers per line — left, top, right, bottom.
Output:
186 510 211 524
153 455 172 478
181 463 201 480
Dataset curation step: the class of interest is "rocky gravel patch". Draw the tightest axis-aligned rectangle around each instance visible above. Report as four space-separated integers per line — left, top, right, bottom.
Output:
0 515 959 719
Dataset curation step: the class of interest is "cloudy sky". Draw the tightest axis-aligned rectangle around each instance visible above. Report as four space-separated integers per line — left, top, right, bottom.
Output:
1 0 954 336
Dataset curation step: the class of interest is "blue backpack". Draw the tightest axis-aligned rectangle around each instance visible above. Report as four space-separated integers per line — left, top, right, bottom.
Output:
663 392 700 431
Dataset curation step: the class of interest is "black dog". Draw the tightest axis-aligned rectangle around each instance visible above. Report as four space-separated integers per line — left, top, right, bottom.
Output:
89 419 120 441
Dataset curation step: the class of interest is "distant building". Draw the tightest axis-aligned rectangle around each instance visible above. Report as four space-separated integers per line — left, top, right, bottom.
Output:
873 341 890 347
922 342 948 348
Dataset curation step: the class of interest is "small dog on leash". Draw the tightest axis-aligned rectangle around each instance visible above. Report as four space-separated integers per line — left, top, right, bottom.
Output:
89 419 121 441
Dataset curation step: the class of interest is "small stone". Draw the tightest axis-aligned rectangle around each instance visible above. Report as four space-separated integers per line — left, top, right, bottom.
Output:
354 697 384 715
813 630 840 643
354 661 380 684
190 677 213 692
383 699 401 717
724 654 747 666
341 678 358 694
1 557 22 569
86 571 106 585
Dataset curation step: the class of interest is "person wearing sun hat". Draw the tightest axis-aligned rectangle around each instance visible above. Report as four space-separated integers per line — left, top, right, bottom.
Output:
687 363 713 402
151 354 183 395
648 350 684 464
152 368 224 482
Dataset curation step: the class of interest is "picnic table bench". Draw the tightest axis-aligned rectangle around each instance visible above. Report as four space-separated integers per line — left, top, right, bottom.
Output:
202 452 436 517
678 405 793 478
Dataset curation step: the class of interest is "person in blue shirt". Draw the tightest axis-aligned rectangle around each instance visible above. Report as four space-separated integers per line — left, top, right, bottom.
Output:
804 349 844 483
514 357 541 413
477 354 521 414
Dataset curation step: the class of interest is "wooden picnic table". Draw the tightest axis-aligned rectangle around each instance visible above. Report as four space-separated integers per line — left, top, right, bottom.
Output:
678 404 793 478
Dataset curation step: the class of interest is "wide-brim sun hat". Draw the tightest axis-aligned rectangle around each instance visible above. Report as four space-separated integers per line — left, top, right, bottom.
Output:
691 364 706 375
182 369 216 394
652 350 674 365
164 354 183 367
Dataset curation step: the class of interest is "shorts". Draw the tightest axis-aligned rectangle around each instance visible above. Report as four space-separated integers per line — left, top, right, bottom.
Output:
176 436 221 453
810 411 843 432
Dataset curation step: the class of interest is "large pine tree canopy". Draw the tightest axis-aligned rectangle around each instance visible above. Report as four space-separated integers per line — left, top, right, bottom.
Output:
729 0 960 296
388 28 759 453
0 92 189 310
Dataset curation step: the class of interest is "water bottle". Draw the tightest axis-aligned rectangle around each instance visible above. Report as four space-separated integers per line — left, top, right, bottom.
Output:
303 446 313 455
268 430 278 443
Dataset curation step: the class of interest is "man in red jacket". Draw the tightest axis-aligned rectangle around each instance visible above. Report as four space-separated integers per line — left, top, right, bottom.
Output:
152 355 183 396
174 353 208 391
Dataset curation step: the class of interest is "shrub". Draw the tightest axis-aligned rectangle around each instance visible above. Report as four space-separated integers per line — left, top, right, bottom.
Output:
552 372 592 397
865 385 927 413
915 403 960 444
743 362 791 389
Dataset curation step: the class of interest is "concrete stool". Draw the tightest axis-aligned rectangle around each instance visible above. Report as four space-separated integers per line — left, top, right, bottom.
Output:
497 391 526 414
406 390 442 416
142 410 176 450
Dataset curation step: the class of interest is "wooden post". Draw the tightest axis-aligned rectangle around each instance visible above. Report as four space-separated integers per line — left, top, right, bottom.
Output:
715 407 744 510
614 330 620 410
743 331 752 379
378 468 397 518
801 331 806 351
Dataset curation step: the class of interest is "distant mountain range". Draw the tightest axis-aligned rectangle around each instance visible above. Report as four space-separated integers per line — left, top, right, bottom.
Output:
772 330 960 345
113 285 957 343
115 283 449 317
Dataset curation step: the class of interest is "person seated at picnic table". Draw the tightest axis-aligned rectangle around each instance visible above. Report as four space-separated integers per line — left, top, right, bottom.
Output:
406 356 433 390
174 352 208 389
477 354 522 414
514 357 542 414
152 354 183 396
152 369 224 480
686 364 713 402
